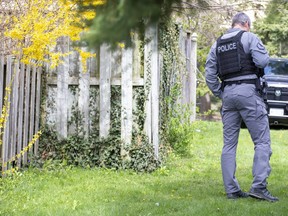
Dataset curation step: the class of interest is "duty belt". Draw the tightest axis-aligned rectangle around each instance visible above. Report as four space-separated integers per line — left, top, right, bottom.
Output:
223 79 257 87
221 79 258 91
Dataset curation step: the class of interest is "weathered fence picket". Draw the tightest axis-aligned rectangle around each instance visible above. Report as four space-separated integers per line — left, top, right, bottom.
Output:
23 64 31 163
180 29 198 121
34 67 42 154
78 51 90 137
144 23 160 157
121 48 133 146
11 60 19 162
2 56 12 172
144 27 152 144
56 37 70 139
0 55 4 110
99 44 112 138
29 67 37 151
190 33 198 121
0 57 42 173
17 63 25 165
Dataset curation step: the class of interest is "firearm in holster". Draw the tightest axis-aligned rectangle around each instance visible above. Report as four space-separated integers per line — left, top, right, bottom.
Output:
261 77 268 101
256 68 267 101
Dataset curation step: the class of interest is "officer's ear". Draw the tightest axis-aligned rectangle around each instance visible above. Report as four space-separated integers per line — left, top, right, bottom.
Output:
244 21 250 31
246 21 251 28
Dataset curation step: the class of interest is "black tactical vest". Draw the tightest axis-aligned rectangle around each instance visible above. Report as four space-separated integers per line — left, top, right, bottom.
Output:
216 30 259 81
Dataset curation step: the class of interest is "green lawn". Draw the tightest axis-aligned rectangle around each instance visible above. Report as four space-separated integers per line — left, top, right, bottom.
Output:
1 121 288 216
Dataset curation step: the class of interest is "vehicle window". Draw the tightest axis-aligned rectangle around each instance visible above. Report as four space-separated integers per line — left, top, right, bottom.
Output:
264 59 288 76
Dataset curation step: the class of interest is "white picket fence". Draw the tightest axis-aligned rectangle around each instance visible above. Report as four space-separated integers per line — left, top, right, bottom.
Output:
1 24 197 172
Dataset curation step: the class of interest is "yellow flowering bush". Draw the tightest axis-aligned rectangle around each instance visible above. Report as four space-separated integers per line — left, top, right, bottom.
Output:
1 0 106 175
3 0 104 69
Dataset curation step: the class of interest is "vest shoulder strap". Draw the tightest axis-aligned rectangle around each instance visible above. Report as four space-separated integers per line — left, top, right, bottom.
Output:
217 30 246 45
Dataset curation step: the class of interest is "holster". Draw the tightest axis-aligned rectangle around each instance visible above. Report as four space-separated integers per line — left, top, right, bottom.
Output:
256 77 267 100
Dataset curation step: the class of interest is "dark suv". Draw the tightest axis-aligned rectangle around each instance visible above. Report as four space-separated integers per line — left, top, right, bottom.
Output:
264 58 288 126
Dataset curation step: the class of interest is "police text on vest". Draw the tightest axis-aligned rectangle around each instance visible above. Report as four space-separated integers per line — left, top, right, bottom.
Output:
218 42 237 53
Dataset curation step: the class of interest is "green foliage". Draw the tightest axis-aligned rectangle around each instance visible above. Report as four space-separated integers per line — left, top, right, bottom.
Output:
128 134 161 173
254 0 288 57
32 126 117 168
158 22 181 114
133 87 146 132
76 0 183 48
166 105 195 156
31 85 161 172
158 20 196 156
192 11 226 99
32 126 160 172
159 21 182 102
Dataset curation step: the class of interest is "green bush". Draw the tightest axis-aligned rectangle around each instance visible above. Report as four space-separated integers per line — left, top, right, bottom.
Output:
128 134 161 172
166 105 195 156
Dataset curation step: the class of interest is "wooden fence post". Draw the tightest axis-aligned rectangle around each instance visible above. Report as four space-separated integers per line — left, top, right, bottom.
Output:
56 37 69 138
144 30 152 144
34 67 42 153
99 44 111 138
185 32 197 121
17 63 25 165
151 24 160 158
190 33 197 121
2 56 12 173
121 48 133 147
144 23 159 158
0 55 4 161
185 32 192 106
23 65 31 163
10 59 19 162
180 30 197 122
179 28 187 105
29 66 37 150
0 55 4 111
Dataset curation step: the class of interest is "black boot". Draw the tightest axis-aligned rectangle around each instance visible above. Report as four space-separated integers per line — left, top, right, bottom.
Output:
227 190 249 199
249 188 279 202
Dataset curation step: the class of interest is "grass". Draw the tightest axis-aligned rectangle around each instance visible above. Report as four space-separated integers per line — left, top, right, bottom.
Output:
1 120 288 216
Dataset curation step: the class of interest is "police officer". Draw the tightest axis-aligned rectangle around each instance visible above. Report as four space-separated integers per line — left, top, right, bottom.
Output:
205 12 279 202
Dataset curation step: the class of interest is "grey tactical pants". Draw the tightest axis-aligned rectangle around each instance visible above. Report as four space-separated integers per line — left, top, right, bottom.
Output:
221 83 272 194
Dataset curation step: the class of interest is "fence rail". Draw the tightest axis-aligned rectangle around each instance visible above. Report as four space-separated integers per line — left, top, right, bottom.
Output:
0 56 42 173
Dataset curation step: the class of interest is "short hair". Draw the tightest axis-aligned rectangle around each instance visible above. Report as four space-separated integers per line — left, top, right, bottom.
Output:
231 12 251 28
